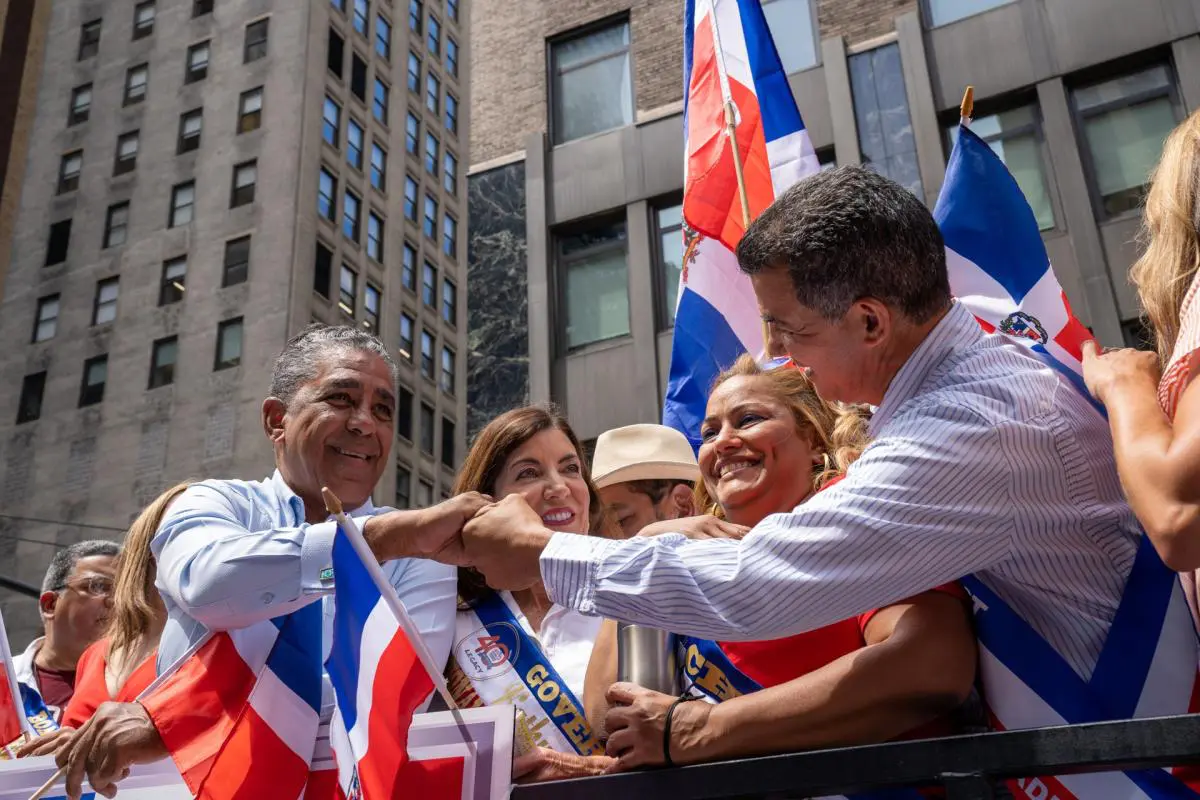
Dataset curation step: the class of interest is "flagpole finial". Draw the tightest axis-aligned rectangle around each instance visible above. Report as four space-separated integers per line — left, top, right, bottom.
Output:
960 86 975 124
321 487 344 516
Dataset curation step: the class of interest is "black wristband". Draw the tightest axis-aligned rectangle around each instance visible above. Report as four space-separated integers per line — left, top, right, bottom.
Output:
662 694 695 769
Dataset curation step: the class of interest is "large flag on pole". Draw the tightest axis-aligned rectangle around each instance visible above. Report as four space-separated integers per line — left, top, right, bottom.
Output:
324 493 464 800
0 610 30 755
934 121 1096 397
663 0 821 450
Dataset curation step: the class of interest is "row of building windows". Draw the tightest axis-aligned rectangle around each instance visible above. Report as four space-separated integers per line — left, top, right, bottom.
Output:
331 0 459 78
17 319 243 423
34 237 249 348
394 387 456 472
406 112 458 193
77 11 266 66
318 166 456 256
556 57 1185 352
313 240 458 388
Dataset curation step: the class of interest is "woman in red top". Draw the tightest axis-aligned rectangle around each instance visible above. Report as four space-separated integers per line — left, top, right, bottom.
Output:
19 482 191 756
585 355 977 770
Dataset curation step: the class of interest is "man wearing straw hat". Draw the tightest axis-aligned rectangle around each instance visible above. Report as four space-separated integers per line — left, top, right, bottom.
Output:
591 424 700 539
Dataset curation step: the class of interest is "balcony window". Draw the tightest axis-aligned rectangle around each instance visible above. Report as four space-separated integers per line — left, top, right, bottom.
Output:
550 21 631 144
1073 65 1182 218
559 220 630 348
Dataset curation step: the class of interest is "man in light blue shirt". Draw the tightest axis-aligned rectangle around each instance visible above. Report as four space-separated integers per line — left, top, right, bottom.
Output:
55 325 485 797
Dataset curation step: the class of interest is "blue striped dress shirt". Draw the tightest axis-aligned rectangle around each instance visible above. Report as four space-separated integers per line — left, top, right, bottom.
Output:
543 302 1149 679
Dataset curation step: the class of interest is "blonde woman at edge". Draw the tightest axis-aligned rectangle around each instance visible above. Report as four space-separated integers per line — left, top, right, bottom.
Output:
1083 110 1200 609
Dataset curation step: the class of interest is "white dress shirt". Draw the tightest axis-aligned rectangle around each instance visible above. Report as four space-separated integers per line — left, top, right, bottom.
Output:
542 302 1164 680
152 470 457 717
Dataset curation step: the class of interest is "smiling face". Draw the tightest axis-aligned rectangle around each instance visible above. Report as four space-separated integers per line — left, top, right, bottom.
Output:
491 429 591 535
266 348 396 519
698 374 819 526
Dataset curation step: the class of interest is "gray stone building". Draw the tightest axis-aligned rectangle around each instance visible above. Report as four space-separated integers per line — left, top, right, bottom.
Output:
467 0 1200 447
0 0 469 646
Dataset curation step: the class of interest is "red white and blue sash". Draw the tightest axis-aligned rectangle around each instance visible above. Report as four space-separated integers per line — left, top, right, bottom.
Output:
450 591 603 757
963 534 1200 799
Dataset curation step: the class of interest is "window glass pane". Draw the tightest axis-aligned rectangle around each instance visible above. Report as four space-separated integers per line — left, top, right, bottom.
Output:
552 23 631 144
948 107 1055 230
762 0 817 73
926 0 1013 26
657 205 684 326
562 223 630 348
1075 70 1179 217
376 16 391 58
849 43 922 198
217 320 243 368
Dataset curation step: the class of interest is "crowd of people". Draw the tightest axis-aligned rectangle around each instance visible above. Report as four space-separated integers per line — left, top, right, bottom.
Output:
11 109 1200 799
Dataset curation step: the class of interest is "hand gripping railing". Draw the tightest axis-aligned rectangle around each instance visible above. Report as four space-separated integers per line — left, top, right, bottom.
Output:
511 714 1200 800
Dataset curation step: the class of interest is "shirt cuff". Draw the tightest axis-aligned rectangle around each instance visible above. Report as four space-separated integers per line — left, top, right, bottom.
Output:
300 521 338 592
541 532 620 615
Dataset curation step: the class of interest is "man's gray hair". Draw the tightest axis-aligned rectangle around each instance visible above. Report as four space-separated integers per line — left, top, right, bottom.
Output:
270 324 399 407
42 540 121 593
736 166 951 323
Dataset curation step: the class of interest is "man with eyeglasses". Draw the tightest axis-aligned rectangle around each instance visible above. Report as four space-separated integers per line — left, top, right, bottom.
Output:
13 540 119 732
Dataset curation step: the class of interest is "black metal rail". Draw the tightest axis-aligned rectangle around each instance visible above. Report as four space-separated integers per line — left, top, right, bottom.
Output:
511 714 1200 800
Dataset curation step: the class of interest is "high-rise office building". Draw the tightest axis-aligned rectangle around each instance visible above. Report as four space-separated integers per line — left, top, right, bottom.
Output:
467 0 1200 449
0 0 469 646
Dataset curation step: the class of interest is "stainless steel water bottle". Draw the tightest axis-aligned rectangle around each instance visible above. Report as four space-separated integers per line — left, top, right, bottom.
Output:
615 622 677 695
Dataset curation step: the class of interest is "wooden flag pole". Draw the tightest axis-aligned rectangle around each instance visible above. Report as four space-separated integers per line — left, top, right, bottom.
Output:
960 85 975 127
707 0 771 353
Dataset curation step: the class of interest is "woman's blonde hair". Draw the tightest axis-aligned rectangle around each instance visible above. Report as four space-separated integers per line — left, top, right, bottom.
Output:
693 355 871 518
453 405 616 601
107 481 192 657
1131 109 1200 365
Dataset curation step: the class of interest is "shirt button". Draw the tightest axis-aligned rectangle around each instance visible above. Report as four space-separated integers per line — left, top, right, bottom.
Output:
262 592 274 604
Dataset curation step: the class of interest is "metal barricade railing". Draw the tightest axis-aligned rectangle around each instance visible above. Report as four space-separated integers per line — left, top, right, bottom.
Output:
511 714 1200 800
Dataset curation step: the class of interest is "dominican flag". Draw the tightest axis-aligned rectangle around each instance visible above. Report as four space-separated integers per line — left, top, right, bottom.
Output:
326 514 463 800
0 609 30 754
140 604 325 799
934 122 1095 397
663 0 821 450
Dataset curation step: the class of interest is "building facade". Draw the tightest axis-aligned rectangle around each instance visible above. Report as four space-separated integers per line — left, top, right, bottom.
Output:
0 0 469 646
467 0 1200 447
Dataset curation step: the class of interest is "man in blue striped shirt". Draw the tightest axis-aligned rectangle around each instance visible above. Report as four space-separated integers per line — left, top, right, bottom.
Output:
454 168 1197 729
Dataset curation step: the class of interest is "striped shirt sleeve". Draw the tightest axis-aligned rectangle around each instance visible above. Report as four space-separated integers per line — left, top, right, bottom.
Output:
543 403 1018 641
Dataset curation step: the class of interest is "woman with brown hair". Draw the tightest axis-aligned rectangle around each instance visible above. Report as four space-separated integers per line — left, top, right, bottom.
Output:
445 404 620 781
1082 109 1200 577
584 355 977 771
18 482 191 756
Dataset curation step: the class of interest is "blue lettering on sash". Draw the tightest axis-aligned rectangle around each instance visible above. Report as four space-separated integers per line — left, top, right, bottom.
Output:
470 592 602 757
962 534 1197 798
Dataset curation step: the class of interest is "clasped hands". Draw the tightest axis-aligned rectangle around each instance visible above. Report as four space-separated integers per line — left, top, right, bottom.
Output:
364 493 748 592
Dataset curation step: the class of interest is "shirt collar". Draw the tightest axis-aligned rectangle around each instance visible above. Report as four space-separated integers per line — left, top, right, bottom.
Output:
869 302 980 434
269 469 377 524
